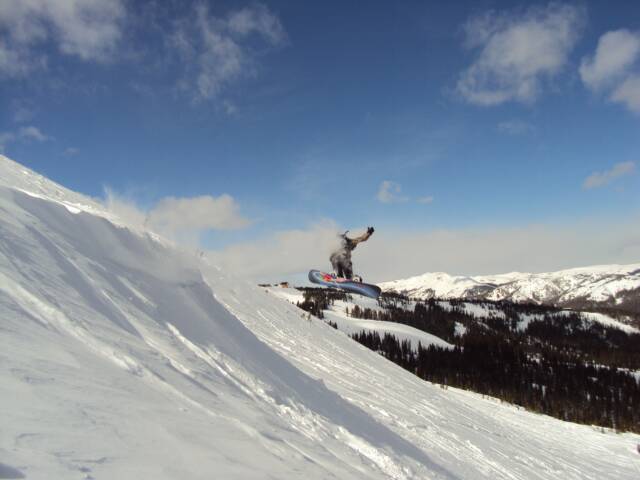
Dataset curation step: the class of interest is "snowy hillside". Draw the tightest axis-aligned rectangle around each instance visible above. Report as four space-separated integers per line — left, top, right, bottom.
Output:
269 287 455 350
1 154 639 479
380 264 640 313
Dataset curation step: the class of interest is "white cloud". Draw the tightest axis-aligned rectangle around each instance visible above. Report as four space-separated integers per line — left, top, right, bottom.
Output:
222 100 238 116
64 147 79 156
497 119 534 135
580 29 640 114
172 3 286 100
205 218 640 283
18 126 49 142
0 40 42 77
12 102 35 123
610 74 640 113
580 29 640 91
227 4 286 45
0 125 51 150
377 181 408 204
104 189 251 246
457 4 584 106
583 161 636 189
0 0 125 77
417 196 434 204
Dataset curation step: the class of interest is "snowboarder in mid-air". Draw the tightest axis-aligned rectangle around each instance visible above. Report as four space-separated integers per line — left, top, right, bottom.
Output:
308 226 379 298
330 227 374 281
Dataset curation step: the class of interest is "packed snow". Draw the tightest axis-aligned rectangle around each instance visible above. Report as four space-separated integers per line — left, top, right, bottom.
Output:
1 155 639 479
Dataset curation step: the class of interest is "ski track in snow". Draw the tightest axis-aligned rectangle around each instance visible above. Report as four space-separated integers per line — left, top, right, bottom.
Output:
0 155 639 479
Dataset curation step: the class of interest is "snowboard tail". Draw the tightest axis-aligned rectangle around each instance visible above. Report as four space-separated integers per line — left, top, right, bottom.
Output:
308 270 381 299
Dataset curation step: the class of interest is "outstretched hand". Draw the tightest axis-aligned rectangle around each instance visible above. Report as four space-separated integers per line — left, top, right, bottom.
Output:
367 226 375 235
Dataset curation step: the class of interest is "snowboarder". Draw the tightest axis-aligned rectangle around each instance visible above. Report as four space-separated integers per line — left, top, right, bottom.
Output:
330 227 374 281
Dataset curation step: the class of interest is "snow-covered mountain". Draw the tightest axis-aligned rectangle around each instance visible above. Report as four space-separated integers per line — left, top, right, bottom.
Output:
380 264 640 313
1 154 639 479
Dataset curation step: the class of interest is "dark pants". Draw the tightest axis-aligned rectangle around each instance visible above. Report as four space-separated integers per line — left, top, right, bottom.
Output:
333 260 353 280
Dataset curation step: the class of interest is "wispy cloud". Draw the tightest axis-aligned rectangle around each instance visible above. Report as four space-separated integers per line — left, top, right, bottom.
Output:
18 126 49 142
104 189 251 246
377 181 408 203
0 3 287 106
171 3 286 101
222 100 238 116
583 161 635 189
457 4 584 106
580 29 640 114
0 125 51 151
64 147 80 156
12 101 35 123
497 119 534 135
0 0 125 77
227 4 286 45
417 196 434 204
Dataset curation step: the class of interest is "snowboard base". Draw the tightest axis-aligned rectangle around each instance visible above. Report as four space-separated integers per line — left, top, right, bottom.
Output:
308 270 381 299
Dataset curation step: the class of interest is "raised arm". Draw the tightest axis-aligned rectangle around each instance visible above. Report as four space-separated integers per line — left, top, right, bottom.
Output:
348 226 374 246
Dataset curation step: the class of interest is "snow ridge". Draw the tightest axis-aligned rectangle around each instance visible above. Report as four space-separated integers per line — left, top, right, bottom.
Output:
380 265 640 309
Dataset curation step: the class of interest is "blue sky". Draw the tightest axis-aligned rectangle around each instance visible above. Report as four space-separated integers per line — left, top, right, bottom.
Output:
1 1 639 280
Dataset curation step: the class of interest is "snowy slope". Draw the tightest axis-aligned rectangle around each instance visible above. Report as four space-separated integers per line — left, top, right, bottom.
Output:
380 264 640 310
1 154 639 479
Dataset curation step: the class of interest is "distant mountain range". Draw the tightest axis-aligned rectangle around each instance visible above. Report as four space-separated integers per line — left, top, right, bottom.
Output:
380 264 640 316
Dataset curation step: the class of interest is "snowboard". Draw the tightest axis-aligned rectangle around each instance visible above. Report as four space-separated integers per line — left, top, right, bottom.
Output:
308 270 382 299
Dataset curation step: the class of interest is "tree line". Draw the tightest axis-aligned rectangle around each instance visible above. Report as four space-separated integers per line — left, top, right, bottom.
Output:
293 287 640 432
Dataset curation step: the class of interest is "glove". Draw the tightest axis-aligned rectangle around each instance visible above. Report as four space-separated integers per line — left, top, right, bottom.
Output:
367 226 374 235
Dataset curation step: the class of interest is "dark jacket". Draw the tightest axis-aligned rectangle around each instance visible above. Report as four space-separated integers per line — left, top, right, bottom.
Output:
330 229 373 277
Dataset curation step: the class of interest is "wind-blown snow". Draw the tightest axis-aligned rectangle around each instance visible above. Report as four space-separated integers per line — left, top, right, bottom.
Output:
1 155 639 479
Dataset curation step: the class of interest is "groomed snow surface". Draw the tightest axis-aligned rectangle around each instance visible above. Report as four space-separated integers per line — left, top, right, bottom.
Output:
1 155 639 479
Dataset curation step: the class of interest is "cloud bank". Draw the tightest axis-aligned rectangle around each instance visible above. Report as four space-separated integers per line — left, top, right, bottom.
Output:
206 218 640 283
